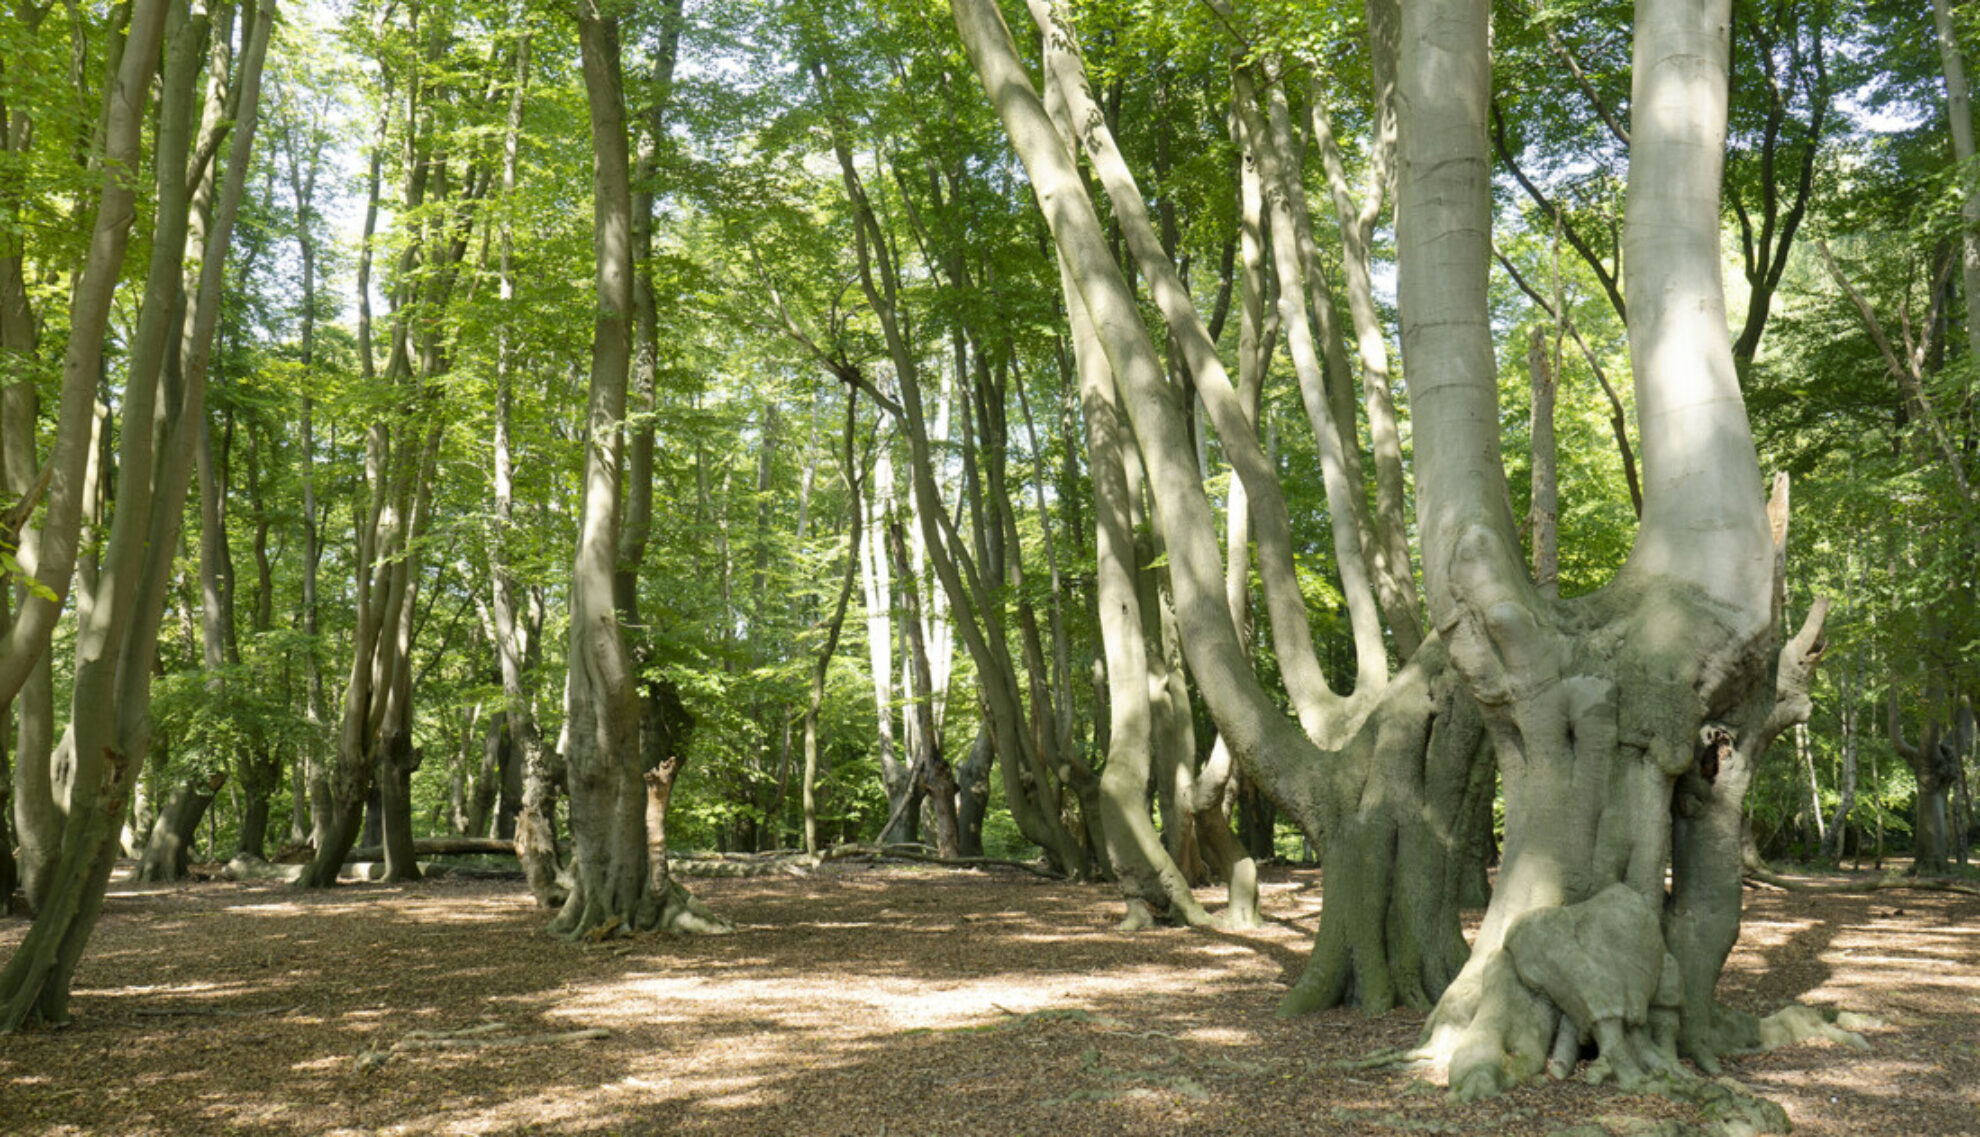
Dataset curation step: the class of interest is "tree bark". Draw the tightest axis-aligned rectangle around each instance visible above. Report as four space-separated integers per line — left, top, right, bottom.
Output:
131 775 225 883
961 0 1482 1014
1933 0 1980 372
1398 0 1789 1097
1525 327 1558 597
2 0 270 1029
554 5 725 939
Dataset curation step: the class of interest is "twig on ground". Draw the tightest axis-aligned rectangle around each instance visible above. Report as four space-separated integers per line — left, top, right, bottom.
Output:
133 1004 301 1018
392 1028 610 1051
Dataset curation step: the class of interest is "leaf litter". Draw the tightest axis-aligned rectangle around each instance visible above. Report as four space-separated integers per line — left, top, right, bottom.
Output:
1 863 1975 1136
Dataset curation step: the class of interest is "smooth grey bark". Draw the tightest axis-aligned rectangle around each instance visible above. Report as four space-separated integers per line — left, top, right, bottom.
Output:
802 401 863 855
1245 66 1391 688
1396 0 1803 1101
1667 481 1830 1071
812 61 1088 875
884 521 962 859
559 2 656 932
1039 98 1208 921
0 12 50 905
1029 2 1352 737
962 0 1483 1011
273 71 331 812
485 33 558 906
0 0 164 714
856 441 911 844
1935 0 1980 373
1305 31 1423 657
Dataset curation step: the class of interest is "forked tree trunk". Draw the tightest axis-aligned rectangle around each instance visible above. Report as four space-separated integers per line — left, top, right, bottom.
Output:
1398 0 1816 1103
967 0 1485 1009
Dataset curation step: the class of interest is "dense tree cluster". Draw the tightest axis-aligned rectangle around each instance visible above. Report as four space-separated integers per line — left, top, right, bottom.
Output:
1 0 1975 1116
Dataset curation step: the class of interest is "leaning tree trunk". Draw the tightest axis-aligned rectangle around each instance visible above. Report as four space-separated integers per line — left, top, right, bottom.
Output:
131 774 225 883
2 0 269 1029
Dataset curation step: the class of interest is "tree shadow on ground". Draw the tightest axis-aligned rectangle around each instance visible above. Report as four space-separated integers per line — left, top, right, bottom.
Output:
2 865 1975 1136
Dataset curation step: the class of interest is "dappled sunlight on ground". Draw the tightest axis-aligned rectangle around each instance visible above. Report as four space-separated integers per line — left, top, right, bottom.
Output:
2 864 1976 1135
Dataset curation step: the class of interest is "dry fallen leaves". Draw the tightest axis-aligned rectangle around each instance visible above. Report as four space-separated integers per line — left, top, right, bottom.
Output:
1 864 1975 1136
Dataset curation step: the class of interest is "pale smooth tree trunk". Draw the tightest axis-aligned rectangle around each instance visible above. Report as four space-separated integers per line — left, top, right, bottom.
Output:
486 35 560 905
856 440 910 842
813 62 1088 873
1391 0 1811 1102
966 0 1485 1015
0 1 164 715
802 401 862 855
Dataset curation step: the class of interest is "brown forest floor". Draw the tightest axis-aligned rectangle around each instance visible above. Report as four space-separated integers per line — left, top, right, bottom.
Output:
2 863 1978 1136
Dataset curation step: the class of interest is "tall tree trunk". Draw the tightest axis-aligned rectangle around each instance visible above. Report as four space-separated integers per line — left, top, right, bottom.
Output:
2 0 270 1028
1525 327 1558 597
857 440 910 843
968 0 1480 1017
556 5 725 938
884 523 961 858
802 401 863 855
1933 0 1980 371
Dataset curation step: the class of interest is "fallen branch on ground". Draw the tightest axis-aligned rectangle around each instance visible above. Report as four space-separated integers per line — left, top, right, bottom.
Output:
344 837 517 862
1745 866 1980 897
134 1004 301 1018
393 1028 610 1051
671 852 816 879
819 843 1063 880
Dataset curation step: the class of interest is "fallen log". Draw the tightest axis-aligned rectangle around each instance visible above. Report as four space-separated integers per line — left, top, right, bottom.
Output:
1745 866 1980 897
343 837 516 862
819 842 1064 880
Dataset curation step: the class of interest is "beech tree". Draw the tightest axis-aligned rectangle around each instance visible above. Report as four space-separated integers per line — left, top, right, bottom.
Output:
957 0 1855 1111
2 0 272 1027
